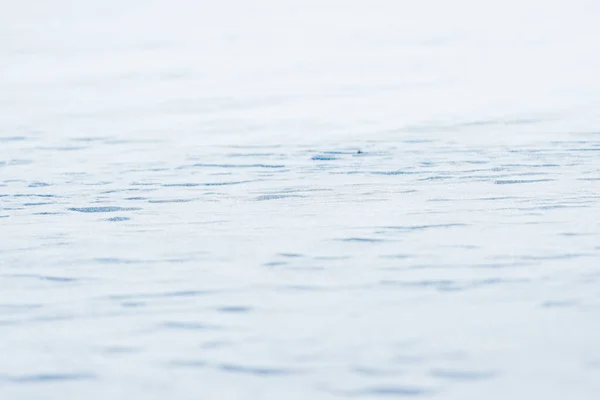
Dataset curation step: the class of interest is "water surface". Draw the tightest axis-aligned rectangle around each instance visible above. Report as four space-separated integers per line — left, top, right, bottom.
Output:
1 1 600 399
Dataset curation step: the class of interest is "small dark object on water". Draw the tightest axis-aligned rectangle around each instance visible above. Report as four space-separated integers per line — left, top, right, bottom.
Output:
357 149 363 154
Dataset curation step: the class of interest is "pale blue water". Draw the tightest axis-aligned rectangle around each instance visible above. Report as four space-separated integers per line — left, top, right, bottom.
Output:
1 1 600 399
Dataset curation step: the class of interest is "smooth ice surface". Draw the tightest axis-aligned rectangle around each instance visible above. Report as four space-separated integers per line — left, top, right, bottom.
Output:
1 1 600 399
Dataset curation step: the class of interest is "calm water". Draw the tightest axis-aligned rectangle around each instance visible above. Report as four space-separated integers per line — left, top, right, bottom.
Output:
2 1 600 399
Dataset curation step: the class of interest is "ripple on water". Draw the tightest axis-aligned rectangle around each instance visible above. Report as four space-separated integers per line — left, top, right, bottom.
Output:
161 181 253 187
379 224 467 232
338 237 387 243
184 163 286 169
0 373 96 383
7 274 77 283
494 179 555 185
167 360 300 376
147 199 194 204
69 206 141 213
160 321 221 330
11 194 57 198
278 253 304 258
380 277 529 292
541 299 580 308
430 369 496 381
370 170 417 176
322 384 433 397
27 182 51 187
216 306 251 313
0 136 28 142
254 194 306 201
33 212 64 215
312 155 339 161
105 216 130 222
107 289 219 300
217 363 299 376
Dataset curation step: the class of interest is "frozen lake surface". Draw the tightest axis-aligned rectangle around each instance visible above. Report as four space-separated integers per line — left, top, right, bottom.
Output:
1 1 600 398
